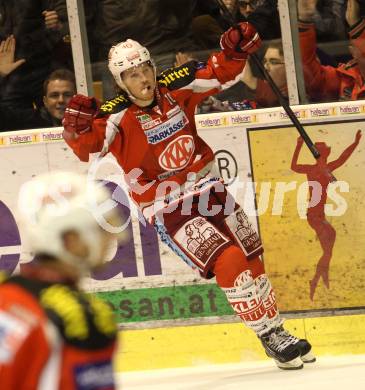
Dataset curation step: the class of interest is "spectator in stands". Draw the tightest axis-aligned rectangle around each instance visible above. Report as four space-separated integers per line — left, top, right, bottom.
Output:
0 35 28 131
42 0 98 65
242 41 288 107
307 0 347 42
94 0 199 70
0 0 67 117
173 50 257 112
298 0 365 101
192 0 281 49
41 68 76 127
198 41 287 110
91 0 201 100
0 46 76 130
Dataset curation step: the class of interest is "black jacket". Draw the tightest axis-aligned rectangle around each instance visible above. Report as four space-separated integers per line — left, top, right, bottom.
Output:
209 0 282 41
94 0 199 60
0 0 66 108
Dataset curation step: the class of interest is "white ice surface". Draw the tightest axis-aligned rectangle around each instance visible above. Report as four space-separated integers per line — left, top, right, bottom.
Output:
117 354 365 390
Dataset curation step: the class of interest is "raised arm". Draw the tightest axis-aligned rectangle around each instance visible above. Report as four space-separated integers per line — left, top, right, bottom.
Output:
241 60 258 91
202 22 261 87
346 0 365 61
291 136 312 173
62 94 106 162
310 0 347 40
328 130 362 171
0 36 26 78
161 22 260 94
297 0 341 101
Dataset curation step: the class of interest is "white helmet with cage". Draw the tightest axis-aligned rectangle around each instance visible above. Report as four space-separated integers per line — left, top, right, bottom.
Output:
18 171 121 276
108 39 155 97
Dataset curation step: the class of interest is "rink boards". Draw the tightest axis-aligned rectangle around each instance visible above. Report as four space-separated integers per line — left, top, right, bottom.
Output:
1 100 365 369
115 313 365 371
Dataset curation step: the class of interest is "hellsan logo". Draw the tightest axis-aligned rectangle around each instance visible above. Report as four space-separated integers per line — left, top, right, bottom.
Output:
310 108 333 117
197 117 227 127
339 105 361 114
230 113 255 124
159 67 190 87
159 135 195 170
8 134 37 145
280 110 304 120
42 132 63 141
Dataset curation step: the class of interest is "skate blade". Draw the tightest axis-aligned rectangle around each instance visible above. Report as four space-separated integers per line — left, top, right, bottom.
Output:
274 357 304 370
301 351 316 363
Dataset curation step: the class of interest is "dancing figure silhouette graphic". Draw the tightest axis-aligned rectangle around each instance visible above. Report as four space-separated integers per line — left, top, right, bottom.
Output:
291 130 362 300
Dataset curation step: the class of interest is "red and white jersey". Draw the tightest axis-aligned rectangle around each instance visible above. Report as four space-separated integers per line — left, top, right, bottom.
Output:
64 52 246 213
0 273 117 390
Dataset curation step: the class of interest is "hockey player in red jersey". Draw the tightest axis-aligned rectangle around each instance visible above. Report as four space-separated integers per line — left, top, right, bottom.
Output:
0 172 121 389
63 23 315 370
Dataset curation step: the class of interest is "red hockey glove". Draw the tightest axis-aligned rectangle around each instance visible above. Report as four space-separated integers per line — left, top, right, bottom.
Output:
220 22 261 60
62 94 100 134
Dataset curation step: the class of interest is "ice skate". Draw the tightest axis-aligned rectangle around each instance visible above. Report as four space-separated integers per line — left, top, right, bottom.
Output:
275 325 316 363
259 328 303 370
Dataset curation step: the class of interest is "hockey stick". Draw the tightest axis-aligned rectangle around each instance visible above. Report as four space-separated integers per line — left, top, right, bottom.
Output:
215 0 321 160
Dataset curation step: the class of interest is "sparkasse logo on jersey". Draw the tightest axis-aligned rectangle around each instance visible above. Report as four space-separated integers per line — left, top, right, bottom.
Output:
159 135 195 170
145 111 187 144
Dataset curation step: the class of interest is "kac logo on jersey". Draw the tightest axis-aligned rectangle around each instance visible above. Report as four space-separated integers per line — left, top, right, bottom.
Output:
159 135 195 171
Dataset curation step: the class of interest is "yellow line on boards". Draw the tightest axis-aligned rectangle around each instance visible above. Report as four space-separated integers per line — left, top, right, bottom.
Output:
114 314 365 372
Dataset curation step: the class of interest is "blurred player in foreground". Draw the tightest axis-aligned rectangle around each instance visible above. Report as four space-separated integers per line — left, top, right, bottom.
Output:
63 23 315 370
0 171 122 389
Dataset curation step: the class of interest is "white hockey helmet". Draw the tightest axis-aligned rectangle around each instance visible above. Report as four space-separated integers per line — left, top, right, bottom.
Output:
18 171 121 276
108 39 155 98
